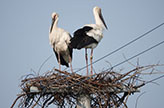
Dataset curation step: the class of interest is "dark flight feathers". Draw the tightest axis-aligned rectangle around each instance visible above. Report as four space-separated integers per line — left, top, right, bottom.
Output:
70 26 98 49
53 45 73 67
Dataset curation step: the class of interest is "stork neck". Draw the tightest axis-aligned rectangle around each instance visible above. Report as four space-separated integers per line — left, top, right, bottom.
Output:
52 18 59 30
94 12 104 28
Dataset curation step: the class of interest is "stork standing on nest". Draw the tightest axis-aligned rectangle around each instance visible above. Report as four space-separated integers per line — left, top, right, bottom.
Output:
70 6 108 75
49 12 73 72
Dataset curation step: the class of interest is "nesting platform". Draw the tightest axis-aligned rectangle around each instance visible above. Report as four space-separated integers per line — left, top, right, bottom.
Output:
11 65 161 108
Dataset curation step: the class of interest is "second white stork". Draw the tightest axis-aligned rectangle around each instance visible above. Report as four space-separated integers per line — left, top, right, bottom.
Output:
70 6 108 75
49 12 73 72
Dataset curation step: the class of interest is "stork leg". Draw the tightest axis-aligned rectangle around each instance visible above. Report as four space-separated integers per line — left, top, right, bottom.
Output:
90 49 93 75
57 52 61 71
85 48 89 76
69 56 73 73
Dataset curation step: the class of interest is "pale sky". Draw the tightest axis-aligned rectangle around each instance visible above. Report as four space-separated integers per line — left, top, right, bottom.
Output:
0 0 164 108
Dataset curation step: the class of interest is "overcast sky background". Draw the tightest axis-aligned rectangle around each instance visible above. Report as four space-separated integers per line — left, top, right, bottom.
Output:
0 0 164 108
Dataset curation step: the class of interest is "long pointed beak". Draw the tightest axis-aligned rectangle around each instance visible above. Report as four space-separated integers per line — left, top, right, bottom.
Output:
50 19 55 33
99 12 108 29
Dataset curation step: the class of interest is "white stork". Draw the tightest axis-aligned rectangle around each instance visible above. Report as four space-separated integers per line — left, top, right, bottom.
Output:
49 12 73 72
70 6 108 75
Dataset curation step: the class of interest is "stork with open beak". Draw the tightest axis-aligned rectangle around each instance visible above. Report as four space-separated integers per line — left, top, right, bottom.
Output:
49 12 73 72
70 6 108 75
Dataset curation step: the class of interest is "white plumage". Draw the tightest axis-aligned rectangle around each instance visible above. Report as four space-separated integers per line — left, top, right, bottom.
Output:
70 6 108 75
85 24 104 47
49 12 73 72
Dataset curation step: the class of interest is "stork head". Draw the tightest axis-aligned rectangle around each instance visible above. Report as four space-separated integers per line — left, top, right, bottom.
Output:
51 12 59 21
93 6 108 29
93 6 101 14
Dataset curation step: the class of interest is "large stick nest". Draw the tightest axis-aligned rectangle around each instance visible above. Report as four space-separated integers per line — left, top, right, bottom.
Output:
11 64 161 108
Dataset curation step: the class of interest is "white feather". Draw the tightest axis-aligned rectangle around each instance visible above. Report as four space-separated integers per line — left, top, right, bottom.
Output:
49 13 71 64
85 24 104 42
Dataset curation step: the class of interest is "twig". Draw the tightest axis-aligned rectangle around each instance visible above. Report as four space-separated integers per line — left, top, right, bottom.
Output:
135 92 146 108
11 93 25 108
31 95 42 108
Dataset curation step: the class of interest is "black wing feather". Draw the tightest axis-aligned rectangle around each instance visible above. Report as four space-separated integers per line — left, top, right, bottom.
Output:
70 26 93 48
53 48 69 67
68 45 73 60
77 36 98 49
70 26 98 49
68 34 73 60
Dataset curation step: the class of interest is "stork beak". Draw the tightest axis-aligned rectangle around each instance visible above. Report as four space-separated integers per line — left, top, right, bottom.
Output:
50 17 55 33
99 12 108 29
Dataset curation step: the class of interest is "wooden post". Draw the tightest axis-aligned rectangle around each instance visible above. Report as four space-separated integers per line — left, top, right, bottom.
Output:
76 94 91 108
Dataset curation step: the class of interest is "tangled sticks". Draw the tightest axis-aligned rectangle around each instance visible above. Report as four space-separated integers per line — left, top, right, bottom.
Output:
11 64 162 108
